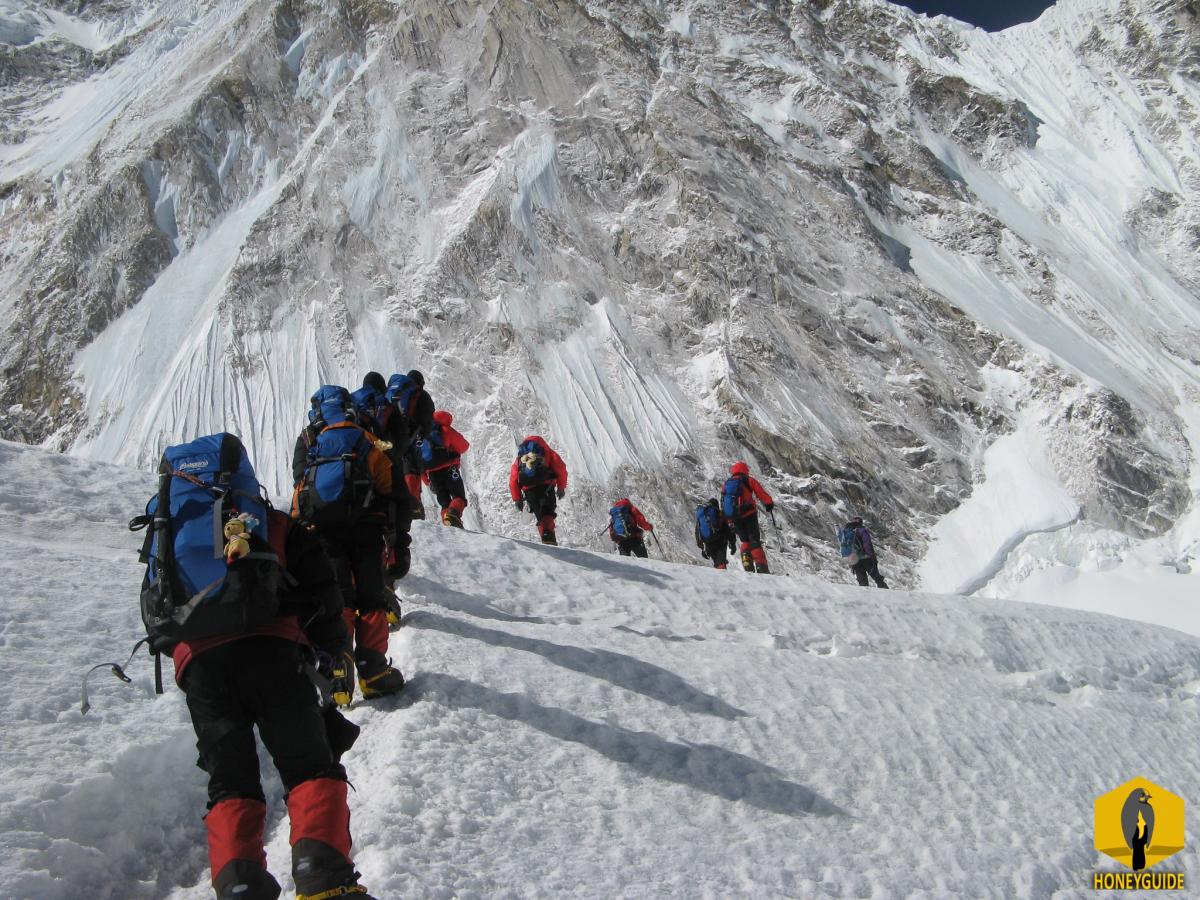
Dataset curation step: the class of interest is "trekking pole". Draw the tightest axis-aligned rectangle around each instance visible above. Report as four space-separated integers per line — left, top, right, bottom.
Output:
768 510 784 554
650 531 664 557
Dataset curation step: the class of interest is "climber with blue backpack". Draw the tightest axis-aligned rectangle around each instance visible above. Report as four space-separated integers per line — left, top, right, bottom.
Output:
349 373 412 622
722 461 775 574
694 497 737 569
838 516 889 588
127 432 377 900
377 370 436 521
293 385 405 701
418 408 471 527
509 435 568 545
607 498 653 557
349 370 388 434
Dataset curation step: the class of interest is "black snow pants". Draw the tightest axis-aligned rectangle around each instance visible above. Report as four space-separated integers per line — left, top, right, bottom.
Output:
702 532 737 568
615 535 648 558
318 522 389 615
183 637 346 806
428 465 467 511
851 556 889 588
733 515 769 573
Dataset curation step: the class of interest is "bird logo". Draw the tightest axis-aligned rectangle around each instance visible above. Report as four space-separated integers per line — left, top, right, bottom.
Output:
1094 777 1185 874
1121 789 1155 871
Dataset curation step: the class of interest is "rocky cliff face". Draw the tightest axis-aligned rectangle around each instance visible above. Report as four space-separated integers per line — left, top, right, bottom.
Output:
1 0 1197 587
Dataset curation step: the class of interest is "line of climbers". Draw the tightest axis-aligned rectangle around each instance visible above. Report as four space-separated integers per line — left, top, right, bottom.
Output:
106 379 890 900
597 462 776 574
593 460 888 584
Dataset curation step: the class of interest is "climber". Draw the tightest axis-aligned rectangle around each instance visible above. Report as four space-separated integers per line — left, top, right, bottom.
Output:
721 461 775 574
509 435 568 545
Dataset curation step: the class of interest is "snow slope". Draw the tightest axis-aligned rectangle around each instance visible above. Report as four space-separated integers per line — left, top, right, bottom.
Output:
4 440 1200 898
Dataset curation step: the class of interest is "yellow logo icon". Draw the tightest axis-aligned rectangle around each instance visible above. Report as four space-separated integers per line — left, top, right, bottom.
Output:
1093 777 1185 889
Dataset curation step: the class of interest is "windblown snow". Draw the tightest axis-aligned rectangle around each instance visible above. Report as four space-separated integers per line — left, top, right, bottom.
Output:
3 440 1200 898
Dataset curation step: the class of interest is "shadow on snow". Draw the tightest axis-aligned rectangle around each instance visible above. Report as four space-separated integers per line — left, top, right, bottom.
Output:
408 610 747 720
408 673 847 820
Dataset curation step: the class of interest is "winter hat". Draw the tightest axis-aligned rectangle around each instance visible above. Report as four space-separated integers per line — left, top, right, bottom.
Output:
707 497 720 508
407 369 425 387
730 461 750 477
363 371 386 393
433 409 454 426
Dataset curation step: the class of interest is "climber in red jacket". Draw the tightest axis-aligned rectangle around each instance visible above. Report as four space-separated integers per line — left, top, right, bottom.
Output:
722 461 775 573
509 435 568 545
418 409 472 528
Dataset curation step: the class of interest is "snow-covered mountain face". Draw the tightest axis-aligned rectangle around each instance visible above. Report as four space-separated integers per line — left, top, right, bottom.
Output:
2 0 1198 588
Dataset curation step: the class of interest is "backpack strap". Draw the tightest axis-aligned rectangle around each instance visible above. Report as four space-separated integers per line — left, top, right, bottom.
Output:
150 460 179 605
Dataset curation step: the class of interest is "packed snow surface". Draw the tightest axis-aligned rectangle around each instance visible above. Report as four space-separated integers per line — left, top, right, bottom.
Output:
3 440 1200 898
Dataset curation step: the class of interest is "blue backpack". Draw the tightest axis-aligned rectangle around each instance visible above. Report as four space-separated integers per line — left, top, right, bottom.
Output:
721 476 751 519
695 504 721 541
610 503 634 538
297 423 377 524
838 526 861 564
517 439 548 485
135 433 280 652
308 384 353 427
349 385 385 431
418 420 447 468
386 374 421 420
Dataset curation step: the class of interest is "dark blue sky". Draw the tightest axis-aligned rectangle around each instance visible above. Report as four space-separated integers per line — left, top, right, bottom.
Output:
891 0 1056 31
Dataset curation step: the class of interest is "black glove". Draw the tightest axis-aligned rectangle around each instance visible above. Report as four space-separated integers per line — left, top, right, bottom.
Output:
765 503 775 513
515 498 525 512
556 487 566 499
328 651 356 708
385 546 411 580
323 705 360 761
